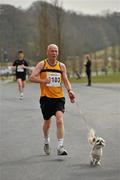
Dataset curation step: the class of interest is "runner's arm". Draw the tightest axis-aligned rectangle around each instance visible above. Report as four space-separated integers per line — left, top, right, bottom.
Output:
29 62 50 84
23 66 34 70
23 61 33 70
10 66 16 70
61 63 72 91
61 63 75 102
11 60 17 70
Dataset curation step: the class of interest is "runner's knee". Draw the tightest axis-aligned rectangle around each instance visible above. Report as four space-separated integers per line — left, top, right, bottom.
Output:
56 119 63 127
43 120 51 129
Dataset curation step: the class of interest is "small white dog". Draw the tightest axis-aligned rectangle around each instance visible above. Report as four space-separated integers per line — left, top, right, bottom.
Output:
88 129 105 166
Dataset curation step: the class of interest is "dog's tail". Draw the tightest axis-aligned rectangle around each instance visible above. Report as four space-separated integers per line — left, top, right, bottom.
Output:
88 129 96 145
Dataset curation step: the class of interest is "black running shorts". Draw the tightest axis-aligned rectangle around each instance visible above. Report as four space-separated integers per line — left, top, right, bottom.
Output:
40 96 65 120
16 74 26 81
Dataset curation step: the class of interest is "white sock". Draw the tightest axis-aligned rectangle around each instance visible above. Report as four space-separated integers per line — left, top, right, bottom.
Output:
57 138 64 149
19 91 23 95
44 137 50 144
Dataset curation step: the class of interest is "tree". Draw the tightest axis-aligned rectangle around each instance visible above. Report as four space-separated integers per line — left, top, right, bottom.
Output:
51 0 64 60
38 2 50 59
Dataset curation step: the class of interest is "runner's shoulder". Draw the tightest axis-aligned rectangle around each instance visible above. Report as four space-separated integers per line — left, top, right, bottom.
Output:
36 59 46 70
14 59 19 63
23 59 28 63
13 59 19 65
59 62 66 72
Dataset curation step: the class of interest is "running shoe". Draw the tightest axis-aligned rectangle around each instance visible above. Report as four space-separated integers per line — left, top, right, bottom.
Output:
44 144 51 155
19 92 24 100
57 146 68 156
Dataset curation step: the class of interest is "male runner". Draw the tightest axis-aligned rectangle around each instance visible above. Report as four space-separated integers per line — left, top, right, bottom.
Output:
30 44 75 155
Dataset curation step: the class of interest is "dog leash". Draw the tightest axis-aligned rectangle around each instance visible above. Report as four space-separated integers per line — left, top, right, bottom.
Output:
75 101 91 131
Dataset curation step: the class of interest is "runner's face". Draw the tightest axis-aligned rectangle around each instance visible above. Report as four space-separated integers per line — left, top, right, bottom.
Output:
47 46 58 60
18 53 24 60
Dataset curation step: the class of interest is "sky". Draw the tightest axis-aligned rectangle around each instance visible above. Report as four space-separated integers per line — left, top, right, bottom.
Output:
0 0 120 15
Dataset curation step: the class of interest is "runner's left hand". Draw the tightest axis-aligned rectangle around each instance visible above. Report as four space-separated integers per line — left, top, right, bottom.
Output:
68 90 75 103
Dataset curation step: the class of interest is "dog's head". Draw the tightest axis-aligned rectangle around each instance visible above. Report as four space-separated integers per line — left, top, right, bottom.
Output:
94 137 105 149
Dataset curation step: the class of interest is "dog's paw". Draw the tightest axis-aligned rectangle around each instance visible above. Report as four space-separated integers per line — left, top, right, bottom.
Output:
96 161 101 166
90 160 101 167
90 160 94 166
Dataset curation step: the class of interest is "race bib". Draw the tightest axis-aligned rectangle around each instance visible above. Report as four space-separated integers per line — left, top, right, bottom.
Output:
17 65 24 72
47 72 61 87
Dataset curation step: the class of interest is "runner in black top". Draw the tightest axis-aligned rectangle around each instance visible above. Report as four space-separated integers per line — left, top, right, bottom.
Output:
12 50 29 99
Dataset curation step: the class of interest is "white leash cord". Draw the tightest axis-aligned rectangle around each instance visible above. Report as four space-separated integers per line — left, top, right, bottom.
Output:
75 101 91 131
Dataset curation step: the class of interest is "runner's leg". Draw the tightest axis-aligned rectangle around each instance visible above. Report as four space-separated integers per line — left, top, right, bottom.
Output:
22 80 25 92
43 119 51 143
56 111 64 140
56 111 68 155
43 119 51 155
17 79 23 93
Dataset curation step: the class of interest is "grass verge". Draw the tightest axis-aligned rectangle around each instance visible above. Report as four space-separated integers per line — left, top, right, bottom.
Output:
70 72 120 83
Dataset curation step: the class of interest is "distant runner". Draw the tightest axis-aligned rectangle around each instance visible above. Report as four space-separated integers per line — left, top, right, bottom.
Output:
12 50 29 100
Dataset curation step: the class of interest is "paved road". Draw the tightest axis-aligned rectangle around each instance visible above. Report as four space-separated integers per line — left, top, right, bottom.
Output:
0 82 120 180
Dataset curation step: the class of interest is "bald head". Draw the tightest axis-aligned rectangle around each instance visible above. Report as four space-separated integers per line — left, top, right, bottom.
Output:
47 44 58 52
47 44 59 61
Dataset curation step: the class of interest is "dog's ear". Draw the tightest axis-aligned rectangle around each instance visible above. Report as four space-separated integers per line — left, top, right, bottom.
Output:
103 140 106 146
93 137 96 143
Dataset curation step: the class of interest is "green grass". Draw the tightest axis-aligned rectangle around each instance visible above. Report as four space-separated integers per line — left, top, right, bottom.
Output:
70 72 120 83
0 76 15 82
0 72 120 83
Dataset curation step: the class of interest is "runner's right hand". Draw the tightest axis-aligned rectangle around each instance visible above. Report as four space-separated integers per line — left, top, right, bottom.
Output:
42 78 51 84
